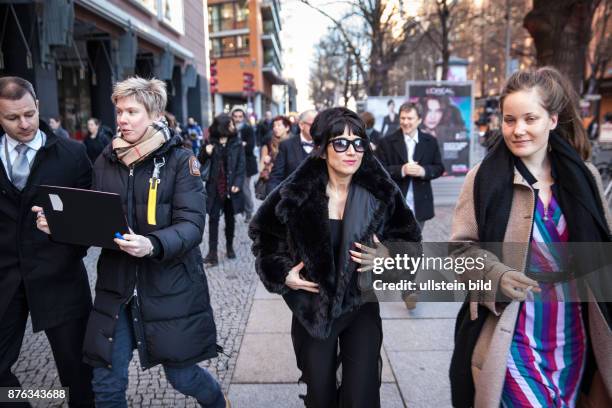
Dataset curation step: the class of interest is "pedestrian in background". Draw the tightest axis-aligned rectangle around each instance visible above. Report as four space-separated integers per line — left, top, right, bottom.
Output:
255 115 291 199
84 117 111 163
257 110 274 146
200 113 245 266
187 116 203 156
450 67 612 407
0 76 95 407
360 111 382 148
36 77 227 408
250 107 420 408
266 109 317 194
380 99 399 136
49 115 70 139
232 108 257 223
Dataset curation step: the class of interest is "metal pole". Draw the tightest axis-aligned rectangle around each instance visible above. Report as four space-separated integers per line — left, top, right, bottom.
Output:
504 0 511 77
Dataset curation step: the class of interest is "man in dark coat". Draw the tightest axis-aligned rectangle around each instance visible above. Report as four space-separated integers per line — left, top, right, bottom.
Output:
256 110 273 146
376 102 444 230
266 109 317 194
0 76 94 406
232 108 257 222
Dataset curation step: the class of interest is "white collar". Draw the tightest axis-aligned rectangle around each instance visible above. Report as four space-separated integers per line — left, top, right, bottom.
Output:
4 129 45 153
300 134 313 145
403 129 419 144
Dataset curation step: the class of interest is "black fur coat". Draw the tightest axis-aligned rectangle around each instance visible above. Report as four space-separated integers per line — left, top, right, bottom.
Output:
248 152 421 339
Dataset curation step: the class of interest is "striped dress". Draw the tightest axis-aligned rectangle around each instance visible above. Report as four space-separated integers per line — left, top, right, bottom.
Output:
501 194 587 407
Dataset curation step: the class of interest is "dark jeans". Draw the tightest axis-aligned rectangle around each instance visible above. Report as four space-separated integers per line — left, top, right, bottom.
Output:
291 302 383 408
208 196 235 252
0 283 94 407
91 306 224 408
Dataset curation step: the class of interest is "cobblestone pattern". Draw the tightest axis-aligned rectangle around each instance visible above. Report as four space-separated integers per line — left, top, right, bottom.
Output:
13 201 455 407
14 212 259 407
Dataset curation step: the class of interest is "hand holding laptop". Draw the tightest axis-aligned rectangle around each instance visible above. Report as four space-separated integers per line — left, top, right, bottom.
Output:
32 205 50 234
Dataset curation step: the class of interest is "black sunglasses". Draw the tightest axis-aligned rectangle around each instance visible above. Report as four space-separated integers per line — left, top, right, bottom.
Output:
327 137 367 153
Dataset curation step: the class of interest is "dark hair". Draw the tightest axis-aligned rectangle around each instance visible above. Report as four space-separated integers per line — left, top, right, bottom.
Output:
360 111 375 128
500 66 590 160
310 107 368 158
387 99 395 107
272 115 291 129
164 111 177 129
49 116 61 122
0 76 37 101
88 117 100 126
399 102 422 118
209 113 235 140
231 108 246 117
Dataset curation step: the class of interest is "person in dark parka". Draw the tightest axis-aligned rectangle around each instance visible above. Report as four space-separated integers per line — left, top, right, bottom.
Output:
0 76 94 407
249 107 421 408
199 113 245 266
36 77 226 408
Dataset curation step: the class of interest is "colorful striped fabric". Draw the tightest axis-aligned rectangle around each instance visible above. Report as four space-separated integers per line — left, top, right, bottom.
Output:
501 194 586 407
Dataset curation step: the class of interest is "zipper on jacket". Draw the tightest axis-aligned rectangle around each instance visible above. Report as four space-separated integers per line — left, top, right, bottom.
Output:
125 164 138 303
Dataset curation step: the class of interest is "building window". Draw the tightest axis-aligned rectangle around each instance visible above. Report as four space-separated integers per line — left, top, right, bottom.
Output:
208 1 249 33
160 0 184 33
130 0 158 14
210 34 250 58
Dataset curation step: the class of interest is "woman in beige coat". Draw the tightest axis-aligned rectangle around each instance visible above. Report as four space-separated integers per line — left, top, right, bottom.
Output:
449 67 611 407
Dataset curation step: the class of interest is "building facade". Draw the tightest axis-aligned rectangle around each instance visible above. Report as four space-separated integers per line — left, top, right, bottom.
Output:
207 0 295 117
0 0 212 137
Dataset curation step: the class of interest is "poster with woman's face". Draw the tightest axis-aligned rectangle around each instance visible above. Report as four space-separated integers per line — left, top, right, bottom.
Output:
406 82 473 176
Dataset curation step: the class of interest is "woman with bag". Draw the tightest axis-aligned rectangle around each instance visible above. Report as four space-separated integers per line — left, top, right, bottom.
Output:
449 67 612 407
199 114 245 266
255 115 291 199
249 107 421 407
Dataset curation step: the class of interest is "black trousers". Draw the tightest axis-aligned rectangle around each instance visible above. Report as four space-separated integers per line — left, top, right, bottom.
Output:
0 284 93 407
291 302 383 408
208 196 235 252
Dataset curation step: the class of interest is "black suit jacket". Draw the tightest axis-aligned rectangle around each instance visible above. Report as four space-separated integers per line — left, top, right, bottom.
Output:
376 129 444 221
267 135 309 194
0 122 92 332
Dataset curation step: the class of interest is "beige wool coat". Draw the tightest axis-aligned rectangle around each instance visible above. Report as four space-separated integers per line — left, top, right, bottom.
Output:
451 161 612 408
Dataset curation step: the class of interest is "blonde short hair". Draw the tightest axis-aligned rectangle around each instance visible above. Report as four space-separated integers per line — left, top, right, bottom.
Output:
111 77 167 116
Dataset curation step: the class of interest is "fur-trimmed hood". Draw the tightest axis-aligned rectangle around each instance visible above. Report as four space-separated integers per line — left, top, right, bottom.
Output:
249 152 421 339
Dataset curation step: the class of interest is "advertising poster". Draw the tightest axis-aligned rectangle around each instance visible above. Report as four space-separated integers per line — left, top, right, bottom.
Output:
365 96 408 137
406 81 474 176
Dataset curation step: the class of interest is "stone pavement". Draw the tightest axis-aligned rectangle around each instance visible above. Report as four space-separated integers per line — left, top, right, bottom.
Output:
14 200 458 408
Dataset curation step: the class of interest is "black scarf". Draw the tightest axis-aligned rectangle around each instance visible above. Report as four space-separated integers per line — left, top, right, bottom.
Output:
450 132 611 407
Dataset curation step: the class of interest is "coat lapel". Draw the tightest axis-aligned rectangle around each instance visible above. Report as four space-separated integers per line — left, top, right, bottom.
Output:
391 132 408 163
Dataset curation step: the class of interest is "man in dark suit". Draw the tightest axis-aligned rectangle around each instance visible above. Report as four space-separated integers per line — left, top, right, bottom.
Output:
232 108 258 222
376 102 444 230
0 77 94 406
266 109 317 194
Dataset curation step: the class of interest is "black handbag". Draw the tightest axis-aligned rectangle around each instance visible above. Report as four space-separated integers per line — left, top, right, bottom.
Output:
254 177 268 200
200 159 211 182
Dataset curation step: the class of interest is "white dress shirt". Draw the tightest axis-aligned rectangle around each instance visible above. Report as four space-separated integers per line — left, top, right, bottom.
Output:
402 130 419 212
300 134 314 154
1 129 45 183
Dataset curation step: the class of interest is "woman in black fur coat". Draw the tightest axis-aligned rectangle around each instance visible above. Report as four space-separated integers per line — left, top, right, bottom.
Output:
249 107 421 407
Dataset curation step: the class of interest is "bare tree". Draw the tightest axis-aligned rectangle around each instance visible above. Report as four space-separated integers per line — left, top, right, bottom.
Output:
300 0 423 95
524 0 602 92
585 0 612 95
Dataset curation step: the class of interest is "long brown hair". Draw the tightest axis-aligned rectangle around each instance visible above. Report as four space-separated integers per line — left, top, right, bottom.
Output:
500 66 590 160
